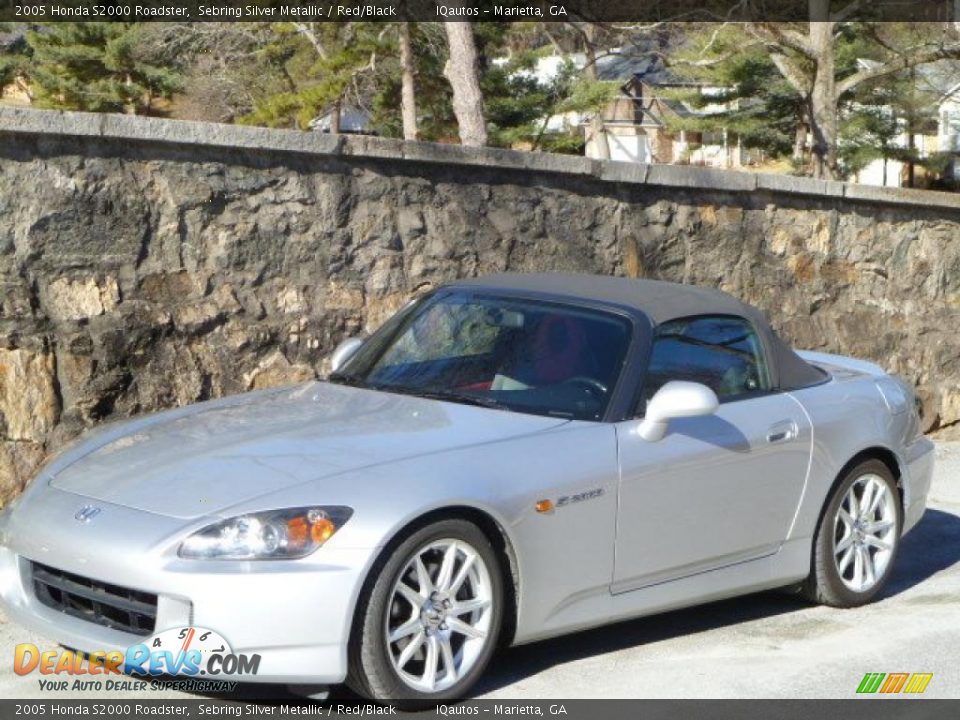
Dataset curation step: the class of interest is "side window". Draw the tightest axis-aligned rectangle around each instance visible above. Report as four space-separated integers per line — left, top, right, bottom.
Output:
642 316 772 407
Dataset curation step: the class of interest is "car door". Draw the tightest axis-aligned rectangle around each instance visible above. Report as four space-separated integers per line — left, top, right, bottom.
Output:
612 315 812 593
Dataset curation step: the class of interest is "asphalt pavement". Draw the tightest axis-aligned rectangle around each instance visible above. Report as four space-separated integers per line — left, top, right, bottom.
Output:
2 443 959 700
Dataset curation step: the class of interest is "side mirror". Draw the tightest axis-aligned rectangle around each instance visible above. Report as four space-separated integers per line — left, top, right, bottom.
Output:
637 381 719 442
330 337 364 374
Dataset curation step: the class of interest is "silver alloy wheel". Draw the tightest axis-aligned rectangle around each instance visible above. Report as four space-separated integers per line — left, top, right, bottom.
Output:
385 538 494 693
833 473 898 592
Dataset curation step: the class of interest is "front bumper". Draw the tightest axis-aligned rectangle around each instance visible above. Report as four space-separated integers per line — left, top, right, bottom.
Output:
0 487 376 684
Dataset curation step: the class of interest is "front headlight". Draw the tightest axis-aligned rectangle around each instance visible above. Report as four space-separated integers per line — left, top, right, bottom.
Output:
178 506 353 560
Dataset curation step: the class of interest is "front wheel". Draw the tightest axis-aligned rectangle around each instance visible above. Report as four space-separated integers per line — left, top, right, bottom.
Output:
348 519 503 707
802 459 901 607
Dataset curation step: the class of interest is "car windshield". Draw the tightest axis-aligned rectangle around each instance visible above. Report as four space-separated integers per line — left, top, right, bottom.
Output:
334 291 633 421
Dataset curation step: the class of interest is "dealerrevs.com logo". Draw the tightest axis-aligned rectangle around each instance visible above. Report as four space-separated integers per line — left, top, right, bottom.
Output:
14 627 261 691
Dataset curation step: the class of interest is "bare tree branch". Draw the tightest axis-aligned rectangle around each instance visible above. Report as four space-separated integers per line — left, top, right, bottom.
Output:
699 24 729 57
542 25 564 55
291 22 327 60
663 44 763 68
767 49 813 96
837 43 960 95
830 0 864 22
605 22 666 32
747 23 815 58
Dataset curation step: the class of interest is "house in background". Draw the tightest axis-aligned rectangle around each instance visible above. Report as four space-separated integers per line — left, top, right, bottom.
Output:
844 59 941 188
309 106 372 134
593 66 759 168
542 52 959 186
521 51 761 169
938 81 960 180
850 131 939 188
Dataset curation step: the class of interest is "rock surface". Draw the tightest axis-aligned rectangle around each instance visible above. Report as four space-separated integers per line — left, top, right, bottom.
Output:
0 121 958 505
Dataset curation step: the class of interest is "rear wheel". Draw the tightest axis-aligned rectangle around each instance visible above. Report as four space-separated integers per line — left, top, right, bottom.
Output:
802 459 901 607
347 519 503 707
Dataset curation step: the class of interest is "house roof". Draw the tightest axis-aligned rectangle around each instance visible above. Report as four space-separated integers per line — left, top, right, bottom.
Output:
850 57 960 106
598 47 730 121
917 60 960 101
596 53 683 85
939 80 960 106
0 28 26 50
516 43 689 87
309 107 370 134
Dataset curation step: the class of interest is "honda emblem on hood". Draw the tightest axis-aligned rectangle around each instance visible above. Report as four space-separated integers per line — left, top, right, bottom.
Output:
74 506 102 523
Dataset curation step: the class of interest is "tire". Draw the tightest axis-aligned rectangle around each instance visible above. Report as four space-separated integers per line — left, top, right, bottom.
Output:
801 459 902 607
347 519 504 707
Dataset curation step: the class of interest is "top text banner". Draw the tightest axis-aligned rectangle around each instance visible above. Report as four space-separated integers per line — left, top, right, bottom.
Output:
3 0 958 22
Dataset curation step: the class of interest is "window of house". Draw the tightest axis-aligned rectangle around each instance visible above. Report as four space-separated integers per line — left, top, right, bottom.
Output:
641 315 772 409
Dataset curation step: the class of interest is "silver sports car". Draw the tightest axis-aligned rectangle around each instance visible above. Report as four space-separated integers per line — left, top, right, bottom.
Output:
0 273 934 704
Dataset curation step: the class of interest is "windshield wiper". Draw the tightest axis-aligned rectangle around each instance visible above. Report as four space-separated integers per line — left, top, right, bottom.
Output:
328 371 370 388
383 386 508 411
422 390 508 410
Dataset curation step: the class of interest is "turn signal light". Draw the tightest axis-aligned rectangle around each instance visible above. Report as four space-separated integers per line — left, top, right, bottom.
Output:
288 511 337 548
309 513 337 543
535 499 554 513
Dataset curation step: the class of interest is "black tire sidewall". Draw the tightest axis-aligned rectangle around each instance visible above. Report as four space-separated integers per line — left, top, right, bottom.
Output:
348 519 504 705
814 460 902 607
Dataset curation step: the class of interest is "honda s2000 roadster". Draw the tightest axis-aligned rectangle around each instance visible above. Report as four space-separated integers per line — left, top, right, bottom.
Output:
0 273 934 704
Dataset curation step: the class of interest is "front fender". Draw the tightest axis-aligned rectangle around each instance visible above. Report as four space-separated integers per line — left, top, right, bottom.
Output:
232 420 620 645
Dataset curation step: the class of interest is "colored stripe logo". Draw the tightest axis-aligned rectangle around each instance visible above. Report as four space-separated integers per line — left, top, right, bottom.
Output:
903 673 934 694
857 672 933 694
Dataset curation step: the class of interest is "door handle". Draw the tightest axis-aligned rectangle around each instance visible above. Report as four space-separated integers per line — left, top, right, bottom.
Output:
767 421 798 444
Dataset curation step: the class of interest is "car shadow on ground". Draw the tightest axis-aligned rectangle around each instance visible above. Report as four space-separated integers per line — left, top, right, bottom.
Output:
208 508 960 702
472 508 960 695
881 508 960 597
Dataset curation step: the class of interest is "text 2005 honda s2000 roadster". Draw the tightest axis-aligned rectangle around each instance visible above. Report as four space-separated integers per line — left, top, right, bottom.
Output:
0 273 934 704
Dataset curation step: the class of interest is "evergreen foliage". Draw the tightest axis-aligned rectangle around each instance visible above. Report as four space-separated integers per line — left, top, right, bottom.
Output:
25 23 180 114
0 23 28 89
240 22 390 130
6 19 960 186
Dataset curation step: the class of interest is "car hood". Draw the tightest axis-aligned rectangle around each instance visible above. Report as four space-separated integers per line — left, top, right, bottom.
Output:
48 382 568 519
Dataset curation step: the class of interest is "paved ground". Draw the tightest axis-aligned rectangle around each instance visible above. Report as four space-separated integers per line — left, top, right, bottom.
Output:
2 444 959 700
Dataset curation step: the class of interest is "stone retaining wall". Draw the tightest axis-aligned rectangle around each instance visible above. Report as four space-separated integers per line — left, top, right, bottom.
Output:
1 108 958 504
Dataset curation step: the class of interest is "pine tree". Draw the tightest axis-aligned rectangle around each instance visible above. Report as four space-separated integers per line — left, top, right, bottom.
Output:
672 21 960 180
483 50 582 151
25 23 180 114
0 23 28 90
671 16 960 179
841 67 942 187
240 22 389 131
669 27 807 168
367 23 456 142
477 24 593 152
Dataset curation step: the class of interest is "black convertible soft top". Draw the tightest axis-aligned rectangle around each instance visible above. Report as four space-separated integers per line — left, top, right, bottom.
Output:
450 272 825 391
